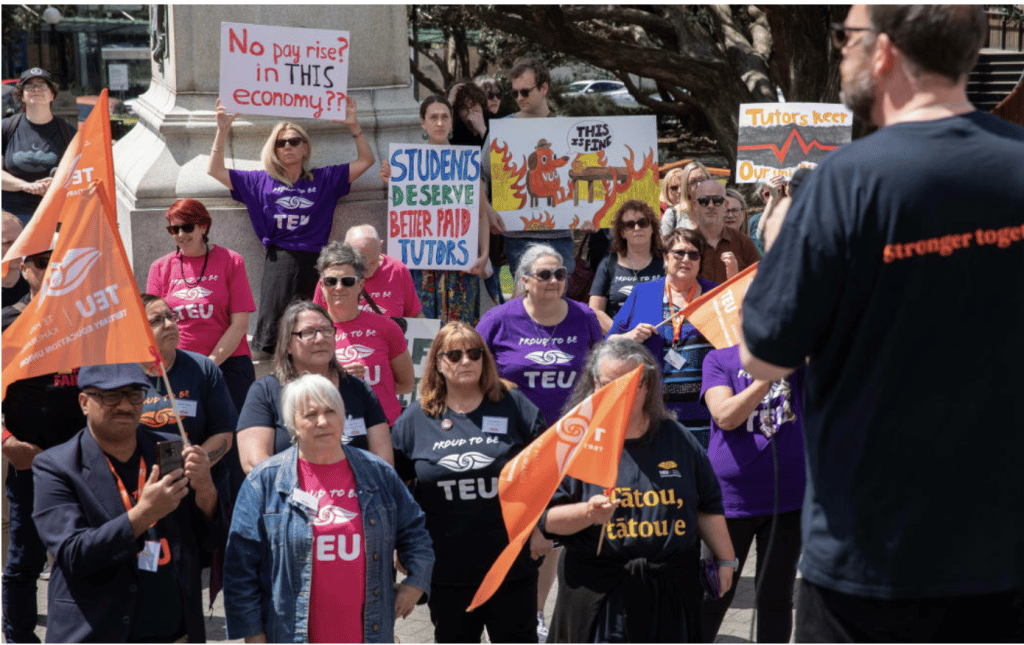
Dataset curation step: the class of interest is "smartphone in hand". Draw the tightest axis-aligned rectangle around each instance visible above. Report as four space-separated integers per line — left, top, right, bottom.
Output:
155 441 184 480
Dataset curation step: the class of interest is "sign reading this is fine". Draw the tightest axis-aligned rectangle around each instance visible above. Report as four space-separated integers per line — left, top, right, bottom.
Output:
219 22 350 120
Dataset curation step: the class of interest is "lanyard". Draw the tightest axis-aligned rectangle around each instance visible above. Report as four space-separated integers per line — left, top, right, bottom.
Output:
104 454 147 514
665 281 697 345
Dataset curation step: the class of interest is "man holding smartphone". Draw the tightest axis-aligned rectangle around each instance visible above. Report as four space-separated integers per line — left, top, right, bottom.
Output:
31 363 224 643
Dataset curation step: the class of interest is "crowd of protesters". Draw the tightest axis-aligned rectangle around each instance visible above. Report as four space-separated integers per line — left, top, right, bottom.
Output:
3 4 1023 644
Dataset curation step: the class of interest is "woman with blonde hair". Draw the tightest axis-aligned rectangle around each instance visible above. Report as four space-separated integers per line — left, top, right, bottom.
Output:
723 188 752 237
660 161 710 237
207 97 374 356
391 322 549 643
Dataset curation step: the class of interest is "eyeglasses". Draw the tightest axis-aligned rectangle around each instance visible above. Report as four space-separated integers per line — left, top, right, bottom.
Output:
23 83 50 93
830 24 877 49
84 389 146 406
528 267 568 282
621 217 651 230
440 347 484 363
166 223 196 235
515 85 537 98
669 249 701 262
148 312 179 326
292 326 335 341
275 136 304 149
696 195 726 207
323 275 359 288
486 90 502 100
725 208 746 216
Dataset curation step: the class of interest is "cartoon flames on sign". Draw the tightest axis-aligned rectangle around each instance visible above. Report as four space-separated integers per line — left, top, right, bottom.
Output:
490 140 528 212
591 146 659 228
520 212 556 231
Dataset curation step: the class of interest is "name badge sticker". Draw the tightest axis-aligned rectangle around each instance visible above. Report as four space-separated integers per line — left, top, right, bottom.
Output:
344 417 368 437
292 488 319 512
481 416 508 435
138 540 161 572
174 400 198 418
665 349 686 370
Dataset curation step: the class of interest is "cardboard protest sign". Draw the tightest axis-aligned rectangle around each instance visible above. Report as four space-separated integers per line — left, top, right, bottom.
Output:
735 103 852 183
385 144 481 270
489 115 658 230
396 317 442 409
219 22 350 120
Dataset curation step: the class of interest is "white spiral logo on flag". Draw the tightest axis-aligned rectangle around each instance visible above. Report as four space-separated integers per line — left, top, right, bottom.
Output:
41 248 101 300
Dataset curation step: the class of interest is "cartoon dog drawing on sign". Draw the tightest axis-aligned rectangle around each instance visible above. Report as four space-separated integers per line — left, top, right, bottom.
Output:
526 139 568 208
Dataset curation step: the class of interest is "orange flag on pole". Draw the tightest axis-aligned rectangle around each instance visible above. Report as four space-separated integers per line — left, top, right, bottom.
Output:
1 89 115 277
467 365 644 612
681 263 758 349
1 181 158 399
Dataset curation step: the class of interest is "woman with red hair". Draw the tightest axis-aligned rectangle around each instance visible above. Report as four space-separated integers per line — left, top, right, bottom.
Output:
146 198 257 414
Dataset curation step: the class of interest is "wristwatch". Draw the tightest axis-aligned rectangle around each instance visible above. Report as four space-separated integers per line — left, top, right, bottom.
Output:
716 558 739 569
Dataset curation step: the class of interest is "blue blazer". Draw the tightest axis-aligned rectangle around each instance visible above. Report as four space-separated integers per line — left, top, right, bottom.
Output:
32 427 225 643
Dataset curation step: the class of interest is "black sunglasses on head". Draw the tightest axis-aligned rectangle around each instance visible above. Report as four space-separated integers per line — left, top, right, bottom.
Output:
696 195 726 207
440 347 484 363
166 223 196 235
323 275 359 288
275 136 304 149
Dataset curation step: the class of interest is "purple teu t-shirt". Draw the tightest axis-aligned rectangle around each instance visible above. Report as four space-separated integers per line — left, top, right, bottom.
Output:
477 297 603 428
228 164 351 253
700 345 806 518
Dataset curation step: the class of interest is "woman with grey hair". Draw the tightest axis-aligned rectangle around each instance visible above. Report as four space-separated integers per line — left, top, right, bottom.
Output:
235 299 392 473
206 96 375 356
225 373 434 644
317 241 414 426
539 337 736 643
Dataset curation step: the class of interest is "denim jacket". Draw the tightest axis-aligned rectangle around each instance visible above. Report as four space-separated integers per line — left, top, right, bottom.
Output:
224 445 433 643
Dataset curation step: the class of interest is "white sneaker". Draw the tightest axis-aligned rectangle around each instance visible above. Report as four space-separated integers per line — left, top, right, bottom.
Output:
537 611 548 643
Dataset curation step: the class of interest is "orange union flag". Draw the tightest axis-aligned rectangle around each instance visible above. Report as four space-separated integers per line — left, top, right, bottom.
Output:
1 89 115 277
682 262 758 349
467 365 643 611
1 182 157 399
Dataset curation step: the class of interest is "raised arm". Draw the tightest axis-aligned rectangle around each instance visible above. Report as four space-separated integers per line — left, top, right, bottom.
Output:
341 96 375 182
208 99 238 190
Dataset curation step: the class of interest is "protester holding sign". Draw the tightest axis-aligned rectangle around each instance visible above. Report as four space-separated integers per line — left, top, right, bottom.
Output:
318 241 414 426
539 337 734 642
146 198 256 412
381 95 493 324
235 300 391 472
207 96 374 356
391 322 549 643
608 228 718 449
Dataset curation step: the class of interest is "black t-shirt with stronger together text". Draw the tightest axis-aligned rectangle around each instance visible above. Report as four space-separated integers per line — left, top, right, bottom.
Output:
391 388 547 586
743 111 1024 599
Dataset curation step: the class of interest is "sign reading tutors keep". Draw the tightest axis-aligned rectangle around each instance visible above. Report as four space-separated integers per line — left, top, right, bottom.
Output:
219 22 351 120
385 143 481 270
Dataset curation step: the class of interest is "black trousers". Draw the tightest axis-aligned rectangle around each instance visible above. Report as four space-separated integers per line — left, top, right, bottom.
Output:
252 246 319 353
702 509 802 643
794 579 1024 643
428 571 538 643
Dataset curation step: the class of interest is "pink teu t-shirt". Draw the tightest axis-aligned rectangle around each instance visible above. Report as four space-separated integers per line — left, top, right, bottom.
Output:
146 245 256 358
299 457 365 644
314 254 423 318
333 310 407 425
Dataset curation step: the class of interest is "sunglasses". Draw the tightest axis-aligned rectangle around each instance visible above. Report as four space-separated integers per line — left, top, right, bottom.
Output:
148 312 179 327
440 347 484 363
166 223 196 235
275 136 304 149
528 267 568 282
323 275 359 288
291 326 335 341
669 249 701 262
84 389 146 406
696 195 726 207
621 217 651 230
486 90 502 100
830 23 877 49
515 85 537 98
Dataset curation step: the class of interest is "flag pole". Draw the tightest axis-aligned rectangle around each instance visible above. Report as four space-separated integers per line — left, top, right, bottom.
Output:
654 308 686 330
148 347 190 446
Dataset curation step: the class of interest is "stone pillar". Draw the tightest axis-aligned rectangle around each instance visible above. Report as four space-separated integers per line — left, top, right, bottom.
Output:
113 5 421 335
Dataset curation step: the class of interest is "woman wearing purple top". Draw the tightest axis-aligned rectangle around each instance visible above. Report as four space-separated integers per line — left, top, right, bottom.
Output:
699 345 806 643
207 97 375 356
476 242 603 638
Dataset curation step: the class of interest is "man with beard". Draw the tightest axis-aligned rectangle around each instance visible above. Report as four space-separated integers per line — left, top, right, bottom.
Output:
740 5 1024 642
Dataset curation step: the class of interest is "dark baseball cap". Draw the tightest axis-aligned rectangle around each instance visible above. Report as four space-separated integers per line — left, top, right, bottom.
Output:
19 68 54 85
78 363 150 390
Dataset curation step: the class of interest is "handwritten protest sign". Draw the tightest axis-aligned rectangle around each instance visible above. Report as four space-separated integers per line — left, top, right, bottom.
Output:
735 102 852 183
385 143 480 270
219 22 350 120
396 318 442 409
489 115 658 230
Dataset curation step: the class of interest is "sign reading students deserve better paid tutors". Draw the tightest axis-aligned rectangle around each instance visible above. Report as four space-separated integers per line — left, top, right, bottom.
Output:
385 143 481 271
219 22 351 120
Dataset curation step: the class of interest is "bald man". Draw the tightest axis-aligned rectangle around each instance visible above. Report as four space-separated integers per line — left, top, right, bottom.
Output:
313 225 424 318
